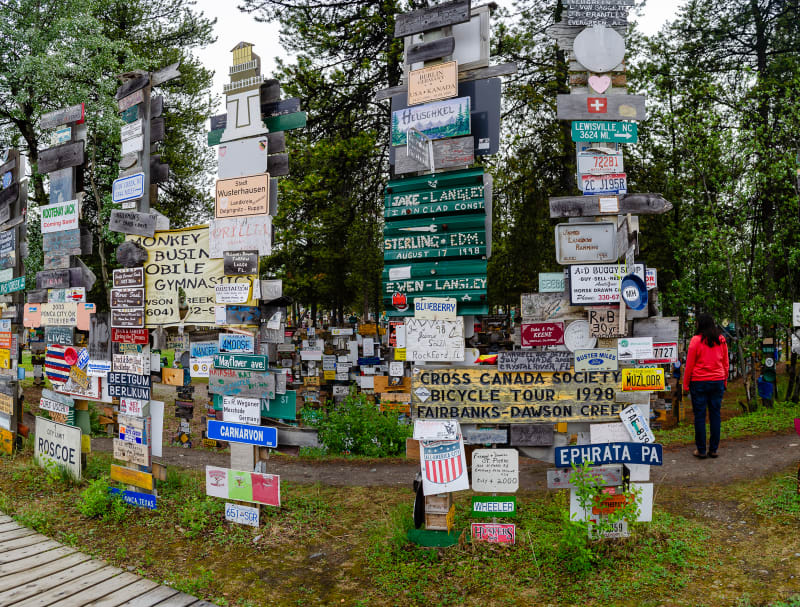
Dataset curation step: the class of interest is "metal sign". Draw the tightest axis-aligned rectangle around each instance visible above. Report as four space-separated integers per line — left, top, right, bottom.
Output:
413 297 457 320
406 127 435 172
580 173 627 195
577 149 624 176
112 172 145 204
642 342 678 364
555 442 663 468
621 368 665 392
384 167 484 219
34 417 82 480
521 322 565 347
394 0 471 38
108 488 156 510
391 96 471 146
215 174 269 218
546 465 623 490
555 220 628 264
572 25 626 72
574 348 618 372
471 523 515 544
538 272 565 293
225 502 259 527
572 120 638 143
471 496 516 518
207 420 277 447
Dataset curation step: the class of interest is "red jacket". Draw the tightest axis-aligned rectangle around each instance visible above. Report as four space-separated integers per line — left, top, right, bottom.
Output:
683 334 729 390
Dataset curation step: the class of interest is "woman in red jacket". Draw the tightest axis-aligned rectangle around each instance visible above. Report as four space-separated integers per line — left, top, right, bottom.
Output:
683 314 729 458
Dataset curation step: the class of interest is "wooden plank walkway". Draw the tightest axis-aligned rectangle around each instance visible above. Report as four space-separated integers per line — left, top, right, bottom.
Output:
0 514 216 607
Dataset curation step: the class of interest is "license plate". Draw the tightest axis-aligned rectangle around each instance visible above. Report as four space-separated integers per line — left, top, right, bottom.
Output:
577 151 625 175
643 342 678 364
580 173 628 194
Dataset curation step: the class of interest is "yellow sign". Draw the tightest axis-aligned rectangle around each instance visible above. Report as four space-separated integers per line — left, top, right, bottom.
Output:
0 428 13 455
446 504 456 533
304 376 320 386
110 464 153 490
412 368 622 424
81 434 91 454
0 349 10 370
0 393 11 415
408 61 458 106
395 348 407 361
323 370 336 381
127 227 257 326
621 368 665 391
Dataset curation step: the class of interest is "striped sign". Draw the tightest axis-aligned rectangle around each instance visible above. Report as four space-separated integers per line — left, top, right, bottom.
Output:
44 345 70 384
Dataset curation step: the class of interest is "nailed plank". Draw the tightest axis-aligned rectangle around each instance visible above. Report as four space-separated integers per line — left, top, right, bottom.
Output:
43 571 142 607
376 62 517 101
556 94 647 121
0 527 37 541
0 183 19 208
0 540 62 565
261 97 300 119
267 131 286 154
40 104 85 130
150 117 165 144
549 193 673 218
0 515 13 523
116 585 181 606
0 559 104 604
149 593 201 607
150 95 163 119
260 79 281 104
0 532 52 552
37 141 85 175
267 153 289 177
0 546 75 578
0 521 19 532
0 551 93 592
116 75 150 100
82 578 160 607
150 155 169 184
632 317 679 342
151 62 181 87
394 135 473 175
394 0 471 37
407 36 456 63
11 565 123 607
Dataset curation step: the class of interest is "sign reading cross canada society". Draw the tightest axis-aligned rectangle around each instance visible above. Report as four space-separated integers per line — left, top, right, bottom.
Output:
40 199 79 233
574 348 618 372
112 172 145 204
35 416 82 480
555 442 663 468
207 420 277 447
414 297 457 320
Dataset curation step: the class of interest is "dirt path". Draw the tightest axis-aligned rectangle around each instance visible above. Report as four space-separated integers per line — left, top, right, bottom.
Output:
89 432 800 489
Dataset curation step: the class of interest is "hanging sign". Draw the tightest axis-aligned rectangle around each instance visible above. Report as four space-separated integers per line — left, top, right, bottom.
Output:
555 442 663 468
225 503 260 527
571 120 638 144
555 221 628 265
40 199 79 233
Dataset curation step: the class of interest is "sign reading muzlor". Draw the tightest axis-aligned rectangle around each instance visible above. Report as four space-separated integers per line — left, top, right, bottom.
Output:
412 368 622 423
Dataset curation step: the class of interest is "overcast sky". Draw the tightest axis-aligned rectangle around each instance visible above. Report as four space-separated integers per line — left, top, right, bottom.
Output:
194 1 685 115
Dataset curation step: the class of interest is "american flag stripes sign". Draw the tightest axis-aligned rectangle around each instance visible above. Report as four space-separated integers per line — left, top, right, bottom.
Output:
45 345 70 384
420 434 469 496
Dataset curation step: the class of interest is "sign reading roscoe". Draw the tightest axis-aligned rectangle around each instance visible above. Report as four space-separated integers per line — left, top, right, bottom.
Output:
412 368 621 423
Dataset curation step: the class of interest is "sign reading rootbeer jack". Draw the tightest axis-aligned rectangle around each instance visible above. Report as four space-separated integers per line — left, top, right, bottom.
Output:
411 367 621 423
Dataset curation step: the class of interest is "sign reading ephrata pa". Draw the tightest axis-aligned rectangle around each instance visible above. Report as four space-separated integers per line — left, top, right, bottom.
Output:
412 368 622 423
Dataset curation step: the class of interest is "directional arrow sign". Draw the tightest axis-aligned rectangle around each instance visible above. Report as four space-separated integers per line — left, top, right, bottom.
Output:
572 121 638 143
549 193 673 218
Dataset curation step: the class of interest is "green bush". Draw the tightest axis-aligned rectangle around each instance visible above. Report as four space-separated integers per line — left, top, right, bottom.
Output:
301 391 412 457
77 478 127 522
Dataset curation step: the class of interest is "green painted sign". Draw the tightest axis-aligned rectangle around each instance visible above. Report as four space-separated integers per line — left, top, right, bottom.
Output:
471 495 517 518
571 121 638 143
213 353 268 372
264 111 307 133
385 184 485 219
207 129 223 147
0 276 24 295
384 214 486 262
260 390 297 420
120 105 139 124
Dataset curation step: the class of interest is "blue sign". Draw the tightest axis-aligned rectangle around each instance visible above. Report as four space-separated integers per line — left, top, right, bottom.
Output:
112 172 145 203
207 420 277 447
219 333 255 353
621 274 648 311
358 357 381 366
109 488 157 510
190 340 219 358
554 442 663 468
77 348 89 370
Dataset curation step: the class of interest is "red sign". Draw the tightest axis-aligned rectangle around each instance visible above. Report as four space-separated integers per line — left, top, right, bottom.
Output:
392 292 408 312
587 97 607 113
111 328 149 344
0 332 12 349
521 322 565 347
471 523 515 544
388 321 404 347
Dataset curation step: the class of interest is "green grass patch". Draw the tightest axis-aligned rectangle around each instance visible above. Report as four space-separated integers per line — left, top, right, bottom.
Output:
753 473 800 522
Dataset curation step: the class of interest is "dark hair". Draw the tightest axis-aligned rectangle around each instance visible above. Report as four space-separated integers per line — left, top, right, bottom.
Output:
695 313 722 346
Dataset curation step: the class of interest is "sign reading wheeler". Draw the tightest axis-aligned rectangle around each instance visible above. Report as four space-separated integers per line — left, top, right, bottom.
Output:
207 420 277 447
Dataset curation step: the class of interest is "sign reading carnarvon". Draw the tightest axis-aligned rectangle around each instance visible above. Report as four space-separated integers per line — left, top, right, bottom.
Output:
412 368 621 423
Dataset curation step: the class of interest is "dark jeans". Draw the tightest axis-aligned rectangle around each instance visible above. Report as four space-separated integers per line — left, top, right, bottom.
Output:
690 380 725 454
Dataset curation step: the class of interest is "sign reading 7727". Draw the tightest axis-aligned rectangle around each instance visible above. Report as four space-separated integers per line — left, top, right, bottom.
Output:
572 121 638 144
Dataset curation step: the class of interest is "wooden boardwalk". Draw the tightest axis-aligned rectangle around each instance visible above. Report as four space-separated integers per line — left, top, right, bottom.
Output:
0 514 215 607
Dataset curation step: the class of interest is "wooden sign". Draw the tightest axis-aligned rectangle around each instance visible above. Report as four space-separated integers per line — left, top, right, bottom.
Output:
588 307 623 338
391 96 470 146
151 61 181 86
521 322 565 347
405 318 464 362
555 442 663 468
557 94 646 122
113 438 150 466
554 220 629 264
550 193 671 218
111 287 144 308
0 428 12 456
383 214 485 261
109 210 157 237
574 348 618 372
407 37 456 65
546 465 623 490
111 307 145 328
0 392 11 415
37 141 84 174
209 215 272 258
223 251 258 275
113 267 145 288
263 111 306 133
34 417 82 480
471 523 515 544
408 61 458 106
42 227 81 253
632 317 679 342
621 368 665 392
508 424 554 447
471 449 519 493
36 269 70 290
110 464 153 490
394 0 471 37
208 367 275 399
462 427 507 445
40 103 85 129
412 367 622 424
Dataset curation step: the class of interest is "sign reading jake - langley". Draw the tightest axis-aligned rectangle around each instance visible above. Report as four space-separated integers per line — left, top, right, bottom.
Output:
555 442 663 468
412 368 622 423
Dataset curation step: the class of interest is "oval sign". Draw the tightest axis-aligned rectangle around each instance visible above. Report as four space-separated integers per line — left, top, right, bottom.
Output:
573 26 626 73
564 320 597 352
620 274 648 311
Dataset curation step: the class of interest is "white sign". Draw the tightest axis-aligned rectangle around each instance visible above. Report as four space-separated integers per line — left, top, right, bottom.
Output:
121 134 144 155
389 361 404 376
40 199 80 233
646 268 657 290
617 337 653 362
471 449 519 493
87 360 112 377
619 405 655 443
589 422 650 482
413 419 459 441
569 263 645 305
405 318 464 362
577 150 624 176
215 283 251 304
120 119 143 142
209 215 272 258
331 328 353 337
222 396 260 426
34 417 82 480
119 397 148 417
555 221 624 265
564 320 597 352
112 172 145 204
225 502 260 527
794 303 800 327
39 397 71 416
113 438 150 466
414 297 457 320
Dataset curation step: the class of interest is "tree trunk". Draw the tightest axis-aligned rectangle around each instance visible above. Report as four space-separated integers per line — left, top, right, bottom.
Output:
786 351 797 401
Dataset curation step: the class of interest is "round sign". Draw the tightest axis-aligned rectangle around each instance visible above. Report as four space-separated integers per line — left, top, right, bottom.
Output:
573 26 626 73
564 320 597 352
63 347 78 366
620 274 648 311
765 357 775 368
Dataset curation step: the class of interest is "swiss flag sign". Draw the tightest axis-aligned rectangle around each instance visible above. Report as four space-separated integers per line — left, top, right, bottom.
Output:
587 97 607 113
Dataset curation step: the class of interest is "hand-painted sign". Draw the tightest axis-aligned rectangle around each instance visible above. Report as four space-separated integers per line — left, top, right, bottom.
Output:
215 174 269 218
572 120 638 143
621 368 665 392
207 420 277 447
617 337 653 362
555 220 628 264
521 322 565 347
112 172 145 204
471 523 515 544
414 297 457 320
405 318 464 362
111 307 145 328
213 353 268 372
208 367 275 399
557 94 646 121
391 96 471 146
205 466 280 507
113 438 150 466
574 348 618 372
471 496 517 518
41 103 85 129
109 210 158 237
35 417 81 480
497 351 572 373
37 269 71 290
569 263 644 305
0 276 24 295
412 367 622 423
119 397 148 417
110 464 153 490
224 251 258 275
40 199 79 233
209 216 272 258
111 328 148 344
588 307 622 338
225 502 259 527
555 442 663 468
384 168 484 219
508 424 554 446
110 288 144 308
408 61 458 106
419 436 469 496
113 267 144 288
108 488 156 510
472 449 519 493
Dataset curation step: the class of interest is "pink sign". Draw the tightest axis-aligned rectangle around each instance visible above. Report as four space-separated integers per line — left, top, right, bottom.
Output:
521 322 565 347
471 523 515 544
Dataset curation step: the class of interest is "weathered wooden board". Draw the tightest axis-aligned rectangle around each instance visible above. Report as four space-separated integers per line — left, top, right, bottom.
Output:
632 317 679 342
394 136 473 175
394 0 471 38
497 350 572 372
556 94 646 121
0 559 106 603
12 564 128 606
407 36 456 63
109 210 158 237
37 141 85 175
115 75 149 100
150 117 165 143
267 153 289 177
109 464 153 490
150 155 169 184
261 97 300 119
260 79 281 104
151 61 181 86
509 424 555 446
36 269 70 290
40 104 84 129
0 540 62 565
0 184 17 208
550 193 672 218
151 94 163 118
